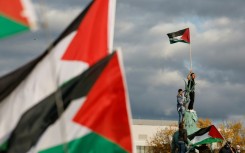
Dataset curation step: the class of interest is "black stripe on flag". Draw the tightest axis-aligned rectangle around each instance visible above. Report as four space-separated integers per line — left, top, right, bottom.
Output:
0 52 115 153
167 28 187 38
0 1 94 104
187 126 212 141
0 52 48 103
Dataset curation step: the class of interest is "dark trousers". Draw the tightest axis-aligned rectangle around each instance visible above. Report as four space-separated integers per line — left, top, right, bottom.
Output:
188 91 195 110
178 141 186 153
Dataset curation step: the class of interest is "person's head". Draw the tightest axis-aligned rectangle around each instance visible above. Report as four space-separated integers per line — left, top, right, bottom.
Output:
225 141 231 148
179 123 184 129
236 145 240 151
191 73 196 79
178 89 183 95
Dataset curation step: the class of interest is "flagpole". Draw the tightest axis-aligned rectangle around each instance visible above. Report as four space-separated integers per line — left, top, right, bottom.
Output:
189 43 192 71
219 124 234 153
189 28 192 71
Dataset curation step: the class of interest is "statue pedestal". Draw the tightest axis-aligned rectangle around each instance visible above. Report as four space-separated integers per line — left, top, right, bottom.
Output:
184 110 199 135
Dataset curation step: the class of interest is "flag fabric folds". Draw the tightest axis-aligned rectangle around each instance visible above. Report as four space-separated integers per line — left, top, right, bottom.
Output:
0 0 37 38
192 138 223 147
167 28 190 44
0 51 132 153
188 125 224 147
0 0 133 152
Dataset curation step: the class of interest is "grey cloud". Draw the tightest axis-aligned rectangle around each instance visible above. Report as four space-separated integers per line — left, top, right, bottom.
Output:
1 0 245 122
118 0 245 20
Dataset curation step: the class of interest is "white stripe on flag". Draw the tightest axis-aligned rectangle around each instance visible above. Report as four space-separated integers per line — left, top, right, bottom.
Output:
21 0 38 30
34 97 91 151
0 32 88 141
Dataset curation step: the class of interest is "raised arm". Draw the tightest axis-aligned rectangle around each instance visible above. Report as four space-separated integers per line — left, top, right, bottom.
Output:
187 70 192 80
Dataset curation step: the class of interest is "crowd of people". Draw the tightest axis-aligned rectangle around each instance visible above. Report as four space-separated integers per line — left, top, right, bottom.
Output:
173 71 243 153
172 126 243 153
177 70 196 124
219 141 241 153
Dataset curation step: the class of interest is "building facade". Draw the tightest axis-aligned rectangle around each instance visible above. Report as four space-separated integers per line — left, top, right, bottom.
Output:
132 119 178 153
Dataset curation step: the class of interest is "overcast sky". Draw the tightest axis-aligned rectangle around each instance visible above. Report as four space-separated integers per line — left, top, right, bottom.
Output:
0 0 245 123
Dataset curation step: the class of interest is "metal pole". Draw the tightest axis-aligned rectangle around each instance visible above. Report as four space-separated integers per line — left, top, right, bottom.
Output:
189 43 192 71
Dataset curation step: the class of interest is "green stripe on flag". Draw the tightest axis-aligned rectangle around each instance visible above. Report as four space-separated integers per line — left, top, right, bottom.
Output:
0 15 29 38
169 38 189 44
0 141 8 151
39 132 128 153
192 138 223 147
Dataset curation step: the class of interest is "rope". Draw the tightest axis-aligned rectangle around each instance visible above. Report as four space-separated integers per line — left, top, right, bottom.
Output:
55 84 70 153
53 62 70 153
37 1 69 152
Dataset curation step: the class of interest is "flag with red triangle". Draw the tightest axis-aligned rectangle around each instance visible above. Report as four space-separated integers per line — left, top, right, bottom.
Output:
0 0 37 39
0 0 133 152
167 28 190 44
188 125 224 147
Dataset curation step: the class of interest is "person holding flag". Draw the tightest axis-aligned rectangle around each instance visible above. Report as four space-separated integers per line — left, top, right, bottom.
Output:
219 141 236 153
187 70 196 111
167 28 197 111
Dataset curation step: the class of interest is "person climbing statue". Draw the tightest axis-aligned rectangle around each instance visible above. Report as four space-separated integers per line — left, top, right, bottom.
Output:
171 131 179 153
187 70 196 111
178 123 188 153
177 89 185 124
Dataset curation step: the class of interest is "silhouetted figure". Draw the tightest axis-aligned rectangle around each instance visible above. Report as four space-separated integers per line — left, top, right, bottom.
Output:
219 141 235 153
178 123 188 153
195 144 211 153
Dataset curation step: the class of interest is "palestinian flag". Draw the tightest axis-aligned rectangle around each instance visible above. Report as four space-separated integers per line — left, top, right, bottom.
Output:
0 51 132 153
0 0 37 38
167 28 190 44
0 0 131 152
188 125 224 147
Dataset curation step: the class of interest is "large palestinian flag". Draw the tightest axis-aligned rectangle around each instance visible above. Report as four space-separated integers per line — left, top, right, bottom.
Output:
167 28 190 44
0 0 133 152
0 0 37 38
0 51 132 153
188 125 224 147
